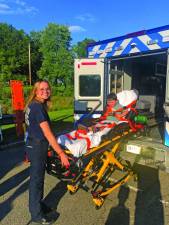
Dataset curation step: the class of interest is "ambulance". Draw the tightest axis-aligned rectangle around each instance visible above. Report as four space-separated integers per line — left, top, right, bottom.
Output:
74 24 169 170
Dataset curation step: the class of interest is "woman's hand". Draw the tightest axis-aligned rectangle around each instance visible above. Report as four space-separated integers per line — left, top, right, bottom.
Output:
40 121 70 168
59 152 70 168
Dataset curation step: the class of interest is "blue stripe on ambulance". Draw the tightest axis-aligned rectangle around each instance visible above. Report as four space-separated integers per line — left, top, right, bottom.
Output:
149 32 169 49
165 122 169 147
108 39 124 56
121 37 150 55
87 25 169 59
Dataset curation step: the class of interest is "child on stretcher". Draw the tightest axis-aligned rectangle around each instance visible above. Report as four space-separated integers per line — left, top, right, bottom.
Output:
57 89 138 157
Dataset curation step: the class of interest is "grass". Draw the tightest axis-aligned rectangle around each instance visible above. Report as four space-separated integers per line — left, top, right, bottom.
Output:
1 124 15 130
48 108 74 122
48 108 74 133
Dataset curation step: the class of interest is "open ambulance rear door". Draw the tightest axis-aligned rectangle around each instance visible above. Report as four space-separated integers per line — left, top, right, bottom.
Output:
74 58 109 121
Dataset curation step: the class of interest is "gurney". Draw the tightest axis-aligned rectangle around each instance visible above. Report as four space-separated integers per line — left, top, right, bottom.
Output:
46 90 147 208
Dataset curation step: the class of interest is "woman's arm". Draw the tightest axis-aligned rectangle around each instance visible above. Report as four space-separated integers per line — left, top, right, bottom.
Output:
40 121 70 167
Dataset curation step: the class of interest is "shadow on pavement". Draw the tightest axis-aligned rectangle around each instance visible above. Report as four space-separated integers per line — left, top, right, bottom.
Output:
0 145 29 221
105 186 130 225
105 164 164 225
43 180 67 211
0 179 29 221
0 167 29 197
0 145 25 180
134 164 164 225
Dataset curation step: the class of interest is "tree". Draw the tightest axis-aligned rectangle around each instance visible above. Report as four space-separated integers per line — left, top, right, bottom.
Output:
0 23 29 83
29 31 43 82
0 50 11 81
72 38 95 58
38 23 74 86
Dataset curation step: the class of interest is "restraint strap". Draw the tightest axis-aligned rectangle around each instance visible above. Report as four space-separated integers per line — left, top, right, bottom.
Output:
65 130 91 150
75 130 91 150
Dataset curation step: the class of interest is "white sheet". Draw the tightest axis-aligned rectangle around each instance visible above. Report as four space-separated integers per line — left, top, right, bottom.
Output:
57 127 111 157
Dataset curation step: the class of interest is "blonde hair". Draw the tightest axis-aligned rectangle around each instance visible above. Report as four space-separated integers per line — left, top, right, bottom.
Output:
25 80 52 111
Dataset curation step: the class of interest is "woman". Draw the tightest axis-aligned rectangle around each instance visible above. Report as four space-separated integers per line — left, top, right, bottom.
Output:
25 80 69 224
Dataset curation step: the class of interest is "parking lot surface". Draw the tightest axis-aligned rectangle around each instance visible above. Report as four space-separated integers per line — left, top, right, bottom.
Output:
1 144 169 225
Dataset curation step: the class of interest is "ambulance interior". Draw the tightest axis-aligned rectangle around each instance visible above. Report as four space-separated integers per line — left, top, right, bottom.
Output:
110 53 167 119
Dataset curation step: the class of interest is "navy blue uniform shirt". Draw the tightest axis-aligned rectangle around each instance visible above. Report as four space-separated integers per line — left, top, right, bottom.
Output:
25 100 51 141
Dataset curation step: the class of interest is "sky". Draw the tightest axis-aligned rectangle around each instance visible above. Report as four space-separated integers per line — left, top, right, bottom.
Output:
0 0 169 44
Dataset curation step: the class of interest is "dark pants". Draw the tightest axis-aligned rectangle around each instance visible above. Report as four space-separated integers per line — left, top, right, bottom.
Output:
25 138 48 221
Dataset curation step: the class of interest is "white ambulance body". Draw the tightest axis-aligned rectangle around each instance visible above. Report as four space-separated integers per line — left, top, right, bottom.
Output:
74 24 169 170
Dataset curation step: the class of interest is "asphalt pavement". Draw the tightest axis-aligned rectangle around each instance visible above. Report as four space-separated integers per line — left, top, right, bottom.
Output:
1 144 169 225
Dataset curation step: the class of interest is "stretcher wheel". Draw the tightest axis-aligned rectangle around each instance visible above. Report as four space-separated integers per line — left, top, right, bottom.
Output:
93 197 104 209
67 184 79 195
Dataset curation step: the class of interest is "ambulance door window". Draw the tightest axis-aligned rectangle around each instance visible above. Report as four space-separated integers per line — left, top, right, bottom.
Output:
79 74 101 97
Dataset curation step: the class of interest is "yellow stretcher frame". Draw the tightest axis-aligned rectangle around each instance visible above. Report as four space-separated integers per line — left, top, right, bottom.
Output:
66 127 141 208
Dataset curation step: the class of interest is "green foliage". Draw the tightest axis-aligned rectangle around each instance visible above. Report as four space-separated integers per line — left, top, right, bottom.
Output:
38 23 74 86
0 22 95 89
50 96 73 111
0 21 98 119
48 109 73 122
0 23 30 82
51 85 73 96
29 31 43 82
72 38 95 58
0 84 32 114
23 86 33 102
0 85 12 113
0 22 96 106
0 83 73 114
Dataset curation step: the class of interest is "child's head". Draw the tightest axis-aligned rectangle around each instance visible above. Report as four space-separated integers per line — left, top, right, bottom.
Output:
107 93 117 102
106 93 117 106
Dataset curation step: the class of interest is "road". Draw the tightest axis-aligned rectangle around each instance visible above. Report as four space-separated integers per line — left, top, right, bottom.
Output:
1 144 169 225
